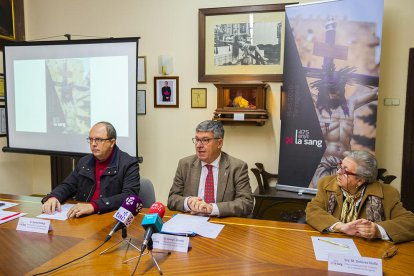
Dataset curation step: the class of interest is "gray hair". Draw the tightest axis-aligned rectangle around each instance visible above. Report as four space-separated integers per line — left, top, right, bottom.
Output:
196 120 224 139
344 150 377 184
94 121 117 139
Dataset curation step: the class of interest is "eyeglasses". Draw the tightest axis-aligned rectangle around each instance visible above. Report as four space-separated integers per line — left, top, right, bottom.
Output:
382 246 398 259
192 137 220 145
86 137 113 144
336 162 358 177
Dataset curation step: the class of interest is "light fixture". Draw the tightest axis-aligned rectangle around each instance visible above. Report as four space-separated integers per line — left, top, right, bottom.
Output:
158 55 173 75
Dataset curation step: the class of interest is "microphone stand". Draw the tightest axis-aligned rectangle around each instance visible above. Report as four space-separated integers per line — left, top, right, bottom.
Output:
100 225 140 255
126 239 170 275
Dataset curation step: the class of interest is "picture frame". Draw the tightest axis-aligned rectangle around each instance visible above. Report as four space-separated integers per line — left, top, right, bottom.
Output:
191 88 207 108
0 105 6 137
137 90 146 115
0 74 4 100
137 56 147 84
198 4 292 82
0 0 25 41
154 76 179 108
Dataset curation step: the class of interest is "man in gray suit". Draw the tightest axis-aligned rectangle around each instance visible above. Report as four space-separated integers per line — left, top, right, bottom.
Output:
168 120 253 217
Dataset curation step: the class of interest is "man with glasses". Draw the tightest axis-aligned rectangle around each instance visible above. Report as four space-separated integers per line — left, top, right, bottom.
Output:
306 150 414 243
168 120 253 217
41 121 140 218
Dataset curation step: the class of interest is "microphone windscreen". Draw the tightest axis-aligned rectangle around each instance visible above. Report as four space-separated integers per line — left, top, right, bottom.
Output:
121 195 143 216
148 202 165 218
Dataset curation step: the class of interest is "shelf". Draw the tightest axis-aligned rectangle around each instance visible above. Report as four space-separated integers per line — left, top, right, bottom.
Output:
213 82 269 126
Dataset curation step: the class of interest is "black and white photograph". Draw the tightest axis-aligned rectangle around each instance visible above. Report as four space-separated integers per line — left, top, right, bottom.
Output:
137 90 146 115
213 22 282 66
199 4 287 82
137 56 147 84
0 106 6 136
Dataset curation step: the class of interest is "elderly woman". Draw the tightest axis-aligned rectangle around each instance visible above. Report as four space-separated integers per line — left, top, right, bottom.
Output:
306 150 414 243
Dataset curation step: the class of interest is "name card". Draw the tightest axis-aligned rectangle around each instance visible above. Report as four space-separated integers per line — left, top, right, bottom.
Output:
328 254 382 276
152 233 190 253
16 217 52 234
233 113 245 121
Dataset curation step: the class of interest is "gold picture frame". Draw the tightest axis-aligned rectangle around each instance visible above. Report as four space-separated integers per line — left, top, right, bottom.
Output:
198 4 292 82
191 88 207 108
0 0 25 41
0 74 4 100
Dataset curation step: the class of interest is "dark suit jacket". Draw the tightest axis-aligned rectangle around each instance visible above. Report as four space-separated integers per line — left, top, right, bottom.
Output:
167 152 253 217
42 145 140 214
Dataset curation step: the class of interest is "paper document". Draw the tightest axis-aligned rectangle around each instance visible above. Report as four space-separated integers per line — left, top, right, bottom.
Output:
161 214 224 238
0 211 26 224
0 201 18 210
37 204 75 220
192 220 224 239
311 236 361 261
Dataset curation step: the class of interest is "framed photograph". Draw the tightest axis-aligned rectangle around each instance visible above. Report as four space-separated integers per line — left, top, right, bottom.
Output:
0 105 6 137
0 0 25 41
137 56 147 84
137 90 146 115
0 74 4 100
198 4 292 82
191 88 207 108
154 76 179 108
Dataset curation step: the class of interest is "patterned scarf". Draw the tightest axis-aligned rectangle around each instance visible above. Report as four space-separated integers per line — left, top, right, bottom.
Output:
327 191 385 222
339 190 362 223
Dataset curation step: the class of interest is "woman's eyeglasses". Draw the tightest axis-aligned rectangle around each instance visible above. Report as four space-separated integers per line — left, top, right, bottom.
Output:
336 162 358 177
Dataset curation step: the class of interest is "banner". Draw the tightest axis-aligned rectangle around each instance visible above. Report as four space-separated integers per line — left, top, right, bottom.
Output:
279 0 384 188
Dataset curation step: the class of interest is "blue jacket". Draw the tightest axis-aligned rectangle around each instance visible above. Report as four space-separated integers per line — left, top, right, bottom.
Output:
43 145 140 213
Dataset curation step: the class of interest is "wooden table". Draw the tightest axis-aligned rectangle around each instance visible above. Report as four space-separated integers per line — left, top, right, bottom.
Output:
1 194 413 275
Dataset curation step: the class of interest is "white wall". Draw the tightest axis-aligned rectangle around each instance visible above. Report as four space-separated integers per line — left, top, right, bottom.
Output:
0 0 413 205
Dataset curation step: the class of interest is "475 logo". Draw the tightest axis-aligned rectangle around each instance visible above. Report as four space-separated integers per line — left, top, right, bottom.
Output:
285 129 323 148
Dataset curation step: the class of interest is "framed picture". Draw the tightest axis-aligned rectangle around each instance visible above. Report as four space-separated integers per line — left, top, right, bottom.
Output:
137 90 146 115
0 105 6 137
191 88 207 108
137 56 147 84
198 4 291 82
0 74 4 100
0 0 25 41
154 76 179 108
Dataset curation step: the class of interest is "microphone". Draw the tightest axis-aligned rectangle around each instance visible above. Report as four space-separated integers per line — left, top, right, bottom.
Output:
105 195 143 242
140 202 165 252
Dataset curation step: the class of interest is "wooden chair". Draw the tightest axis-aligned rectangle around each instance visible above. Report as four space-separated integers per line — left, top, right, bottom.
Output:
377 168 397 184
251 168 266 194
251 163 307 223
253 162 278 193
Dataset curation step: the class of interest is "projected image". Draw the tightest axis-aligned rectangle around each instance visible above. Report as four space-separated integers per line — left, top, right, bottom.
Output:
46 59 91 135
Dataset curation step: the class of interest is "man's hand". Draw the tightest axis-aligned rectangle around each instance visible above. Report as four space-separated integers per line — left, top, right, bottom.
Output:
42 197 61 214
187 197 212 216
187 197 202 211
67 203 94 218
